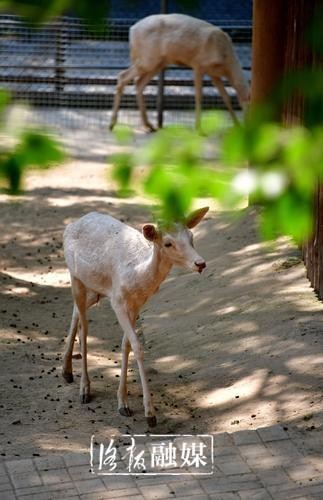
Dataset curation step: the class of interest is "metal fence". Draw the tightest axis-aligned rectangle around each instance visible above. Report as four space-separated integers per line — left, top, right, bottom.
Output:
0 10 252 127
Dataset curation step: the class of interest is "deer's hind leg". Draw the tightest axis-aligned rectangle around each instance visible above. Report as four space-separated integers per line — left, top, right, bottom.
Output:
109 65 137 130
62 279 99 398
62 303 79 383
135 65 163 132
73 291 101 359
68 277 91 403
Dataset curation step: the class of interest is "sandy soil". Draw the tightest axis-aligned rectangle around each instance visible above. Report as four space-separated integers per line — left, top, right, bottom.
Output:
1 147 323 460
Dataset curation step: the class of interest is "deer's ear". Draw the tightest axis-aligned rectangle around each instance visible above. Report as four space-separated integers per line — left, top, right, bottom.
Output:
185 207 209 229
143 224 158 242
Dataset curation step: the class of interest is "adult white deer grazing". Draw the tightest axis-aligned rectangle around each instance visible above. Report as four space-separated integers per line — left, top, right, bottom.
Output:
109 13 250 131
62 208 208 426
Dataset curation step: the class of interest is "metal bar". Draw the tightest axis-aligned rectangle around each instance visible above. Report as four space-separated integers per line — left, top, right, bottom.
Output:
157 70 165 128
0 75 245 88
7 90 237 109
55 19 65 97
0 14 251 120
0 64 251 71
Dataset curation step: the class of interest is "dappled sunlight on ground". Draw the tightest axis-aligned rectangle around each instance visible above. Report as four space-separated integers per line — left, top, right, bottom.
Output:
6 269 69 288
199 368 268 408
0 152 323 461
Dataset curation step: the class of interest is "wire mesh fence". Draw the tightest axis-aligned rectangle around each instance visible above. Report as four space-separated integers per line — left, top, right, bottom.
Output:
0 1 252 131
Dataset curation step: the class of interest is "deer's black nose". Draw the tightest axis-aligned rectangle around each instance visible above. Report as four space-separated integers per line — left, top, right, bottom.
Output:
195 261 206 273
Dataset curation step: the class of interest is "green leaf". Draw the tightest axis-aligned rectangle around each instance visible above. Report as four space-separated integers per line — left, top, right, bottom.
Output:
0 130 64 193
113 125 133 145
200 111 227 136
70 0 109 35
0 0 70 24
143 164 195 223
111 152 133 195
141 126 202 169
221 125 247 164
260 194 314 243
0 89 10 114
15 131 65 168
283 127 310 166
0 155 23 194
251 123 281 163
282 128 317 194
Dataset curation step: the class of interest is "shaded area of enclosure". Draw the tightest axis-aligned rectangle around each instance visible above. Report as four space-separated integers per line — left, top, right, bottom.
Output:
0 157 322 459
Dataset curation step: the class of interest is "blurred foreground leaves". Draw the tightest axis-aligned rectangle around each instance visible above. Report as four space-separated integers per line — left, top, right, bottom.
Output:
1 0 322 244
0 0 109 28
111 4 323 245
112 109 323 243
0 90 65 194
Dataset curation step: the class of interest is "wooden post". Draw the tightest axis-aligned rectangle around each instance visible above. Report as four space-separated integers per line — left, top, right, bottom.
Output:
251 0 287 110
248 0 288 205
281 0 323 298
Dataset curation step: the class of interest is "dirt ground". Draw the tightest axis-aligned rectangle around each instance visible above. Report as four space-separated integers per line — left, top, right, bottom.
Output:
1 134 323 460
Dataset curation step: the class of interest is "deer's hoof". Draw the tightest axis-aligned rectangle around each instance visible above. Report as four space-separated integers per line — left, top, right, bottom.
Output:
80 384 91 404
62 370 73 383
80 392 91 404
146 415 157 427
72 353 82 359
144 124 156 133
119 407 132 417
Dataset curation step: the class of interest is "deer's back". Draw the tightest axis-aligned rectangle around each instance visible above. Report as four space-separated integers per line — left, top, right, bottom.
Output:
63 212 150 294
130 13 229 70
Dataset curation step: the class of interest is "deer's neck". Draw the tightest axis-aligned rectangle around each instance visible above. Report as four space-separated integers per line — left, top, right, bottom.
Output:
131 244 172 304
144 244 172 288
227 53 249 104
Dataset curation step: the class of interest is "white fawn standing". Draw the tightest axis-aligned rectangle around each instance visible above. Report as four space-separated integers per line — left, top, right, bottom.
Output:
62 207 209 426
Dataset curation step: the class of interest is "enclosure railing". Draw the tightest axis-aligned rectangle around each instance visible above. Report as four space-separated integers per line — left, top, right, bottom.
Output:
0 15 251 116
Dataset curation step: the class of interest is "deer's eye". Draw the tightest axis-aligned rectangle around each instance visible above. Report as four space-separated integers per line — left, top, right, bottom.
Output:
164 241 173 248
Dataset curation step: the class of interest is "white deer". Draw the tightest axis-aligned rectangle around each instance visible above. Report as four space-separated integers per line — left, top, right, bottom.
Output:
62 207 208 426
109 13 250 132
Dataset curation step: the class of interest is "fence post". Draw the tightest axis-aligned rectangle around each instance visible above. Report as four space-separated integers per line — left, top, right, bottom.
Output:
157 0 168 128
55 18 66 104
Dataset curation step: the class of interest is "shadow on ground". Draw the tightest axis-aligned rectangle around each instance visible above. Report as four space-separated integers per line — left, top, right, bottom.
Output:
0 171 322 460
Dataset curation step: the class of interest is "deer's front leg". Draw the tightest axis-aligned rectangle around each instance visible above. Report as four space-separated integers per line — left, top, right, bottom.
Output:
211 76 239 125
118 333 132 417
113 301 156 427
